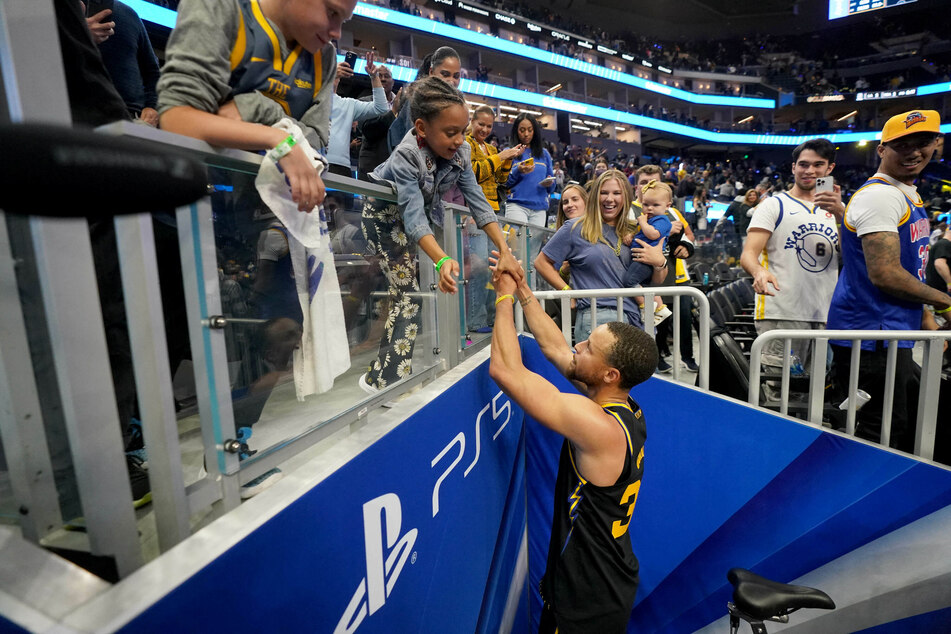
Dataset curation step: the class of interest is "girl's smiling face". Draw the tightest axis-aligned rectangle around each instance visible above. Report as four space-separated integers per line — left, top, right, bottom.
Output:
416 104 469 160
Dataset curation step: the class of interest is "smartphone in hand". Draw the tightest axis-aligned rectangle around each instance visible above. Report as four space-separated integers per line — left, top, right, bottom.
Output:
815 177 834 194
344 51 358 69
86 0 114 16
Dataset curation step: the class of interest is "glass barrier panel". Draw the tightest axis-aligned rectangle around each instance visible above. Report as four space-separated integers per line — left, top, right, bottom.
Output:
458 215 494 350
197 167 439 464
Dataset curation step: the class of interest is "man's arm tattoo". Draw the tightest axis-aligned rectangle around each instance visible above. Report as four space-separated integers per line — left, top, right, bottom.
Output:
862 232 949 304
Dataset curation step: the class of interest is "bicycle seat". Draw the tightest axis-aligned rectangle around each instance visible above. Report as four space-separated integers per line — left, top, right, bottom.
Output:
728 568 835 620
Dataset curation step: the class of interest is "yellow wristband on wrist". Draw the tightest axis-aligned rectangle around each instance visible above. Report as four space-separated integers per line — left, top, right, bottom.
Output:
935 305 951 314
561 285 570 291
495 294 515 306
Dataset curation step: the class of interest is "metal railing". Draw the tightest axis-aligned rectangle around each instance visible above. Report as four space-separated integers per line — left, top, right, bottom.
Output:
530 287 711 390
749 330 951 460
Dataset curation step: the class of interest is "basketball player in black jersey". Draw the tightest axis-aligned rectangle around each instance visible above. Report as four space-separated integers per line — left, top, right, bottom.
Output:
489 266 658 633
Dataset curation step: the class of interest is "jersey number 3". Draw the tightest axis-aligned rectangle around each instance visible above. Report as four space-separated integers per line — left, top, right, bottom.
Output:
611 481 641 538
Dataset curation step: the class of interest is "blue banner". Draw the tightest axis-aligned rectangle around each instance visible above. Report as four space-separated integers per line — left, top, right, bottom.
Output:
120 361 526 634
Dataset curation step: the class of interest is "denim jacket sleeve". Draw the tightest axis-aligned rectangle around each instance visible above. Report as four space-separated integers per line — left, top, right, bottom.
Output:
454 145 499 231
387 146 434 244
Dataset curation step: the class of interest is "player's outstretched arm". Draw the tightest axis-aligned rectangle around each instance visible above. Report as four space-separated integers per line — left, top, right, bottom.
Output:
489 273 625 477
490 251 574 375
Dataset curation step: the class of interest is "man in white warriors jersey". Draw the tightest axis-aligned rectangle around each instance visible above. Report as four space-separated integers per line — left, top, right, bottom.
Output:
740 138 845 372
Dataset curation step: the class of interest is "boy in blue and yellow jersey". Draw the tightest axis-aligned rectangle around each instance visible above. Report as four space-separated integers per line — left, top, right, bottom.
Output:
489 261 660 633
827 110 951 451
157 0 355 211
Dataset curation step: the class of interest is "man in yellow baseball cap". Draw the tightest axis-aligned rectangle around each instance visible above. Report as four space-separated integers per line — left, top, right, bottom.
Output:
826 109 947 452
880 109 941 143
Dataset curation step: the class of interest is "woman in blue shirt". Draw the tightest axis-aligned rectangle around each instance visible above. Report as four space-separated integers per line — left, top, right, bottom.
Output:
534 170 669 343
504 113 556 260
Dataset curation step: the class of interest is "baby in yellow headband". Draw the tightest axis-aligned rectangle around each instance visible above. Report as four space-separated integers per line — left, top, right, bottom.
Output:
622 179 673 288
621 179 674 325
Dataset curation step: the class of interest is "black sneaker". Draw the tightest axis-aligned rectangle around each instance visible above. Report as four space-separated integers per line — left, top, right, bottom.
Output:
126 454 152 508
682 358 700 372
656 358 672 374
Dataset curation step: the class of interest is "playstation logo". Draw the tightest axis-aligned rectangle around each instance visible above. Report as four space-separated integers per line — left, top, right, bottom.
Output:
335 493 418 634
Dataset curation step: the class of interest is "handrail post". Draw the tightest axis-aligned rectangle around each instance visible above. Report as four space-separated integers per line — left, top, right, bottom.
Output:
915 337 943 460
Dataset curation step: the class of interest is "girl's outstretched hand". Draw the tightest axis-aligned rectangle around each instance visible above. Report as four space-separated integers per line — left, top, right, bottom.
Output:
438 257 460 294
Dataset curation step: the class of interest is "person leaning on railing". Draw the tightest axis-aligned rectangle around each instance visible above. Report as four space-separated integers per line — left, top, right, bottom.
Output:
826 110 951 453
157 0 352 212
359 78 523 392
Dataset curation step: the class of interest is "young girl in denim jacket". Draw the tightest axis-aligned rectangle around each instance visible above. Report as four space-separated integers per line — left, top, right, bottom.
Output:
360 77 522 391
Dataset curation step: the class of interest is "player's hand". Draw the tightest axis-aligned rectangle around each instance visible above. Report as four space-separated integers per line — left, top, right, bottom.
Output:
85 7 114 44
752 268 780 295
673 245 690 259
437 257 460 294
814 184 845 221
489 264 518 296
493 248 525 283
278 144 325 212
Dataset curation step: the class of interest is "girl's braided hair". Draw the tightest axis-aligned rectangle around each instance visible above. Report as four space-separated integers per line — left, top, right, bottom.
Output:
410 76 467 122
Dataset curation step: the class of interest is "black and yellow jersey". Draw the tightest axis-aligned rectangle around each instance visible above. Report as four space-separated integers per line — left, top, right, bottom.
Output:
540 396 646 633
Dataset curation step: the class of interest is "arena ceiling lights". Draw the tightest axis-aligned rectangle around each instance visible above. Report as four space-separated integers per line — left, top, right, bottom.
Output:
348 2 774 109
339 56 951 146
129 1 951 147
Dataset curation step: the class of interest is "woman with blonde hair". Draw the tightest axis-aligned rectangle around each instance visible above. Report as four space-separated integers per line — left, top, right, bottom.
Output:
534 170 668 342
554 182 587 229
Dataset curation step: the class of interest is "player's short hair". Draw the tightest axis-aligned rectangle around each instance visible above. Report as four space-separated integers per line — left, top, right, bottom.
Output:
791 138 836 163
604 322 659 389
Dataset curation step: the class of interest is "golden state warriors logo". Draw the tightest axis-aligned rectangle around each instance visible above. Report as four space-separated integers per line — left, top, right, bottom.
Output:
785 222 838 273
904 111 927 129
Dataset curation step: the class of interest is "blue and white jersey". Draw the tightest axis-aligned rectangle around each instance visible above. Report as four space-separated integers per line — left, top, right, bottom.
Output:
747 191 840 322
827 175 930 349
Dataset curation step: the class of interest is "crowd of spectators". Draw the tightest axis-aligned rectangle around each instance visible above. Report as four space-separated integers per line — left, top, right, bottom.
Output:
368 0 946 98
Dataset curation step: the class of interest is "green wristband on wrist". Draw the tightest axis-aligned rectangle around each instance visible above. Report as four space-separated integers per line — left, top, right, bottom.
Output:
267 134 296 162
435 256 451 272
935 305 951 314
